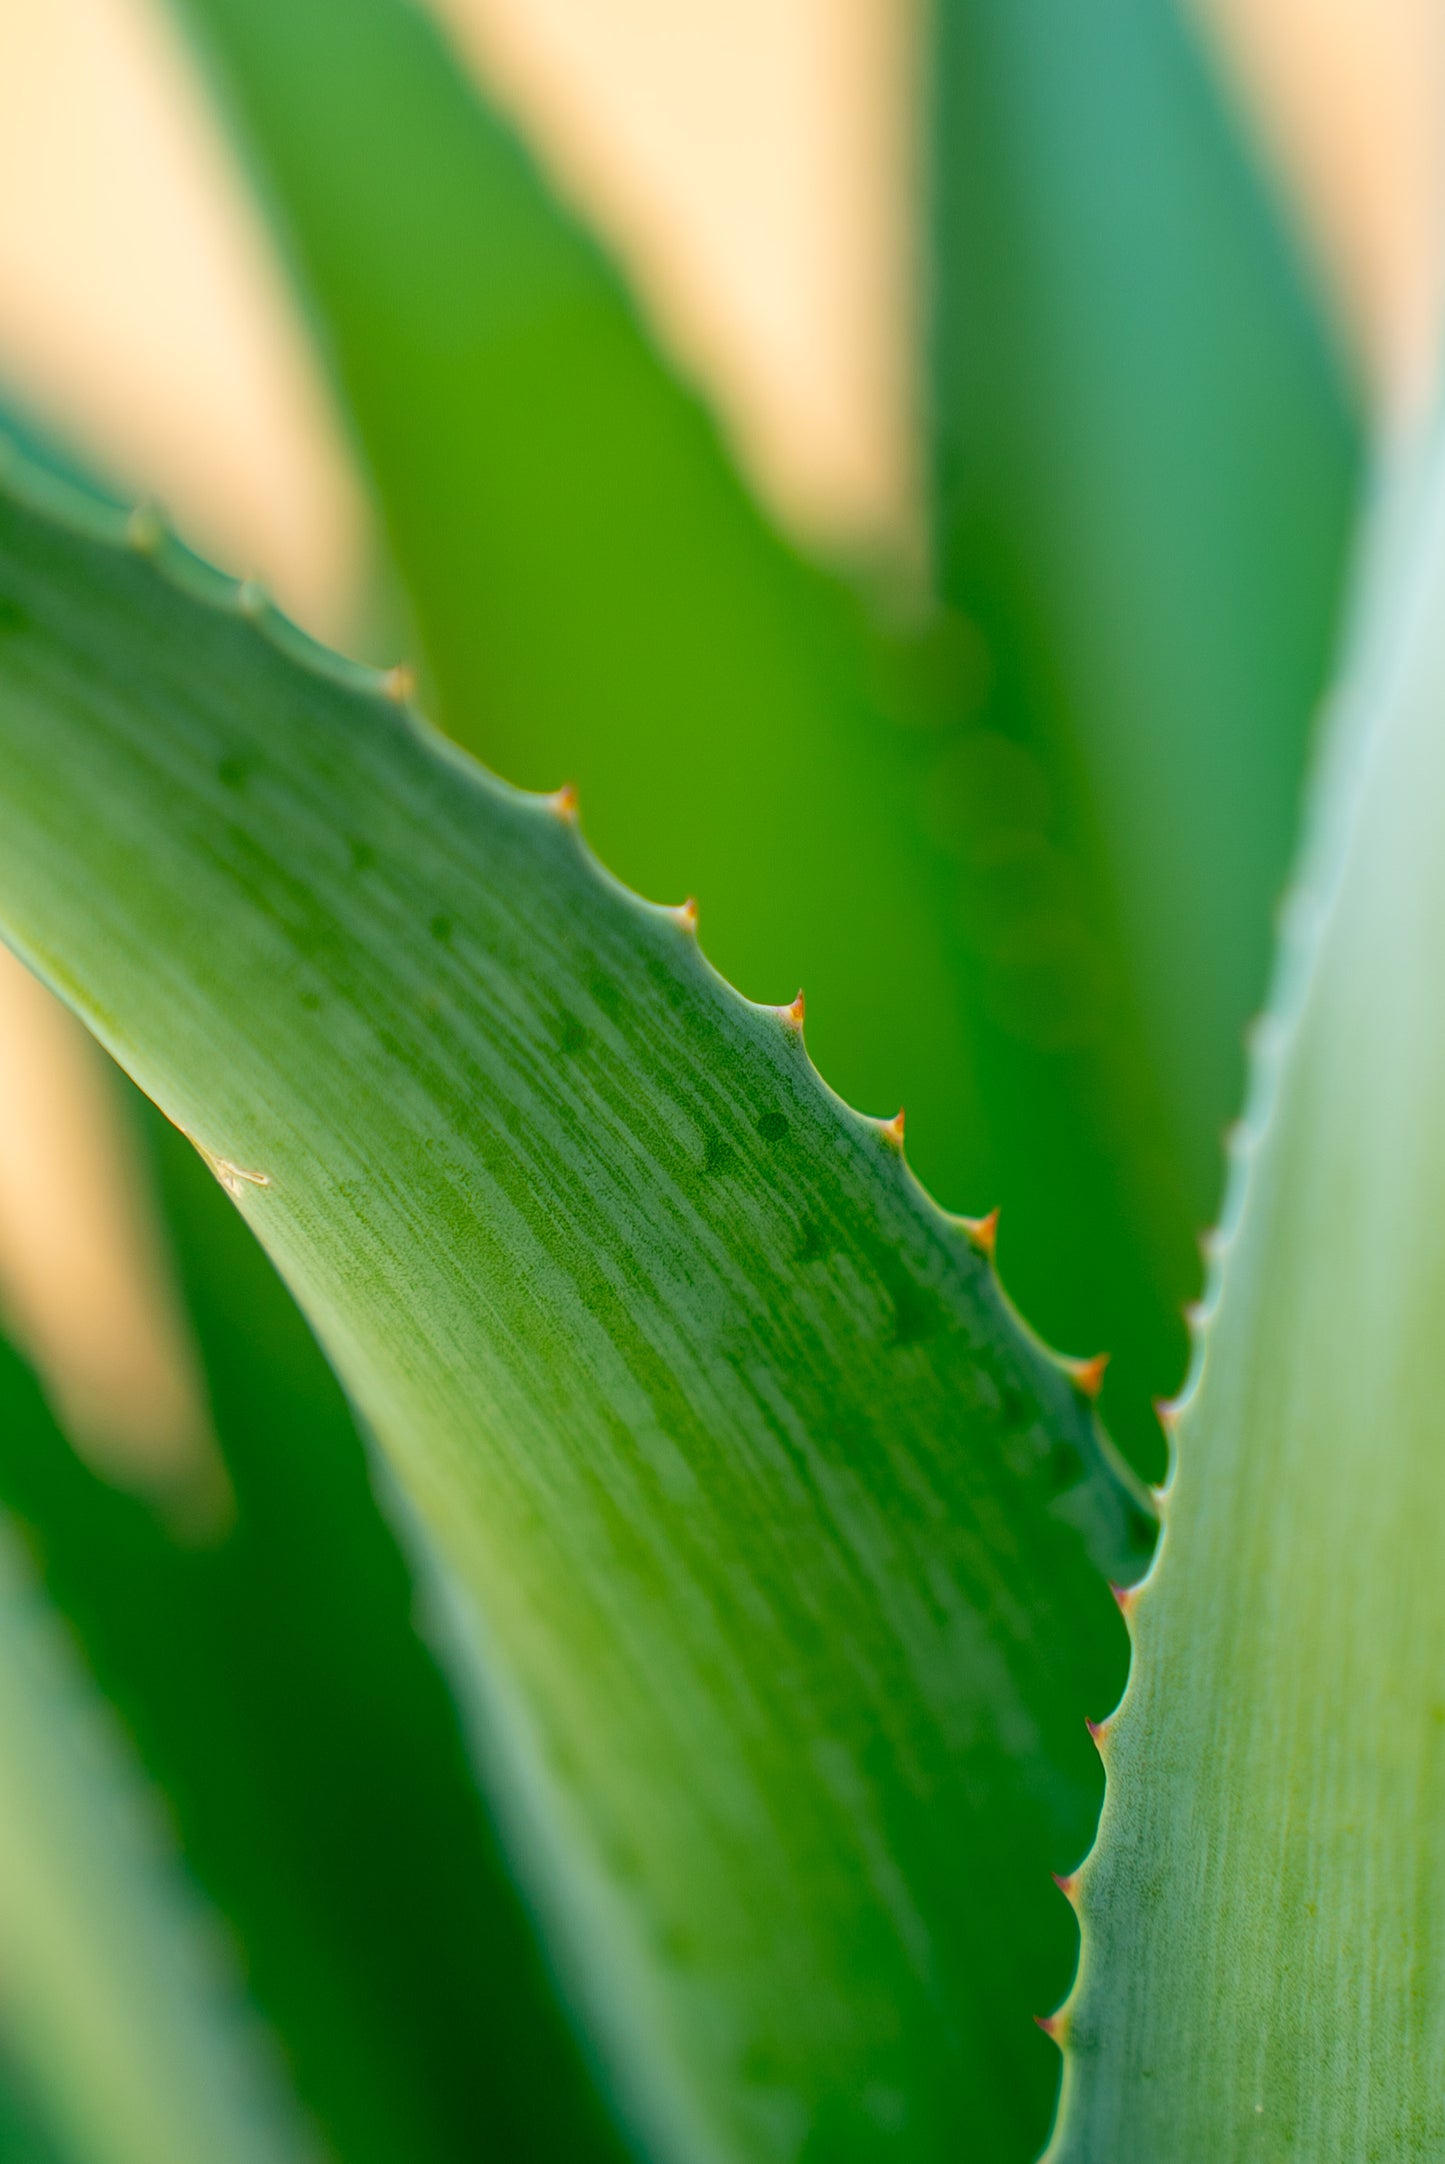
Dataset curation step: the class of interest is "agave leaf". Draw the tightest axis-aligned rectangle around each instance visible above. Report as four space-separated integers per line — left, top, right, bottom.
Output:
165 0 987 1219
1045 446 1445 2155
172 0 1360 1470
928 0 1361 1462
0 446 1150 2158
0 1083 627 2164
0 397 624 2164
0 1407 315 2164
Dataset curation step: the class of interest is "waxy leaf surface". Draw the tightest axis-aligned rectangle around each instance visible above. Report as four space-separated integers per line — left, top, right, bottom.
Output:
0 452 1148 2162
1049 455 1445 2157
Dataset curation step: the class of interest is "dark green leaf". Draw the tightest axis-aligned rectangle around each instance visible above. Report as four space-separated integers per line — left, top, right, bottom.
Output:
928 0 1361 1463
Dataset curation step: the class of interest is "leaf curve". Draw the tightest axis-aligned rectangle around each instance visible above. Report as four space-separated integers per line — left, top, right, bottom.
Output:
168 0 1359 1480
1045 448 1445 2156
0 443 1148 2162
0 392 635 2161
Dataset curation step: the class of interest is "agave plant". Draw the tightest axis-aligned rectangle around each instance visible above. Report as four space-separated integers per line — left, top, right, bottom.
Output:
0 0 1427 2159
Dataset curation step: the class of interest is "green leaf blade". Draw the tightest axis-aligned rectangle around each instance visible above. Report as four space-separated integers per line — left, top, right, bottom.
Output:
0 453 1147 2161
173 0 1358 1484
0 1081 630 2164
1047 458 1445 2156
929 0 1362 1462
166 0 984 1198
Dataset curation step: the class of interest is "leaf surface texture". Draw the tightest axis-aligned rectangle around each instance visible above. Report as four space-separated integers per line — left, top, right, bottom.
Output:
0 451 1150 2162
1048 454 1445 2156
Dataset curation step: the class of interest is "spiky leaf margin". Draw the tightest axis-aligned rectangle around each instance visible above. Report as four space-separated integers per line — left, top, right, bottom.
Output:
1046 450 1445 2156
0 441 1148 2162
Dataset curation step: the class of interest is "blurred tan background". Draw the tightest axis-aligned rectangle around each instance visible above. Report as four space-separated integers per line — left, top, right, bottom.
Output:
3 0 1439 632
0 0 1439 1518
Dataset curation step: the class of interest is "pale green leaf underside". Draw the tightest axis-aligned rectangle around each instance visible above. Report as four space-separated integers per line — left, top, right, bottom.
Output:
1049 448 1445 2158
0 446 1148 2162
0 1515 314 2164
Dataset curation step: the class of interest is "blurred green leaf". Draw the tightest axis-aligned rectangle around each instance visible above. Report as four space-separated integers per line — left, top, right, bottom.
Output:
0 1426 314 2164
165 0 998 1284
1045 449 1445 2153
0 2040 69 2164
0 450 1150 2160
169 0 1360 1475
928 0 1362 1464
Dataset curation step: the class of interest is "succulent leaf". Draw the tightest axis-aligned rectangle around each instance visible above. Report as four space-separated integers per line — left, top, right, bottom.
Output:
0 1085 626 2164
170 0 1359 1475
167 0 985 1229
0 444 1149 2161
1046 450 1445 2156
928 0 1362 1467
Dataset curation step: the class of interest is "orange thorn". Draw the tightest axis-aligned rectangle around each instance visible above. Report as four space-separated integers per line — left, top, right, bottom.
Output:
1034 2011 1067 2042
961 1206 999 1260
1085 1716 1109 1748
1110 1581 1136 1617
1070 1351 1110 1400
1052 1871 1077 1900
676 897 699 933
1153 1395 1181 1430
550 781 579 822
881 1107 906 1147
382 663 416 703
781 989 806 1028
